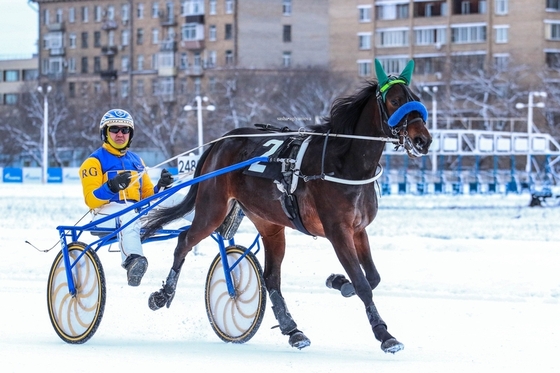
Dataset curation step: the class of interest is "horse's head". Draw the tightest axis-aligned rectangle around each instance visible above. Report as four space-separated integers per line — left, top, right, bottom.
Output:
375 60 432 158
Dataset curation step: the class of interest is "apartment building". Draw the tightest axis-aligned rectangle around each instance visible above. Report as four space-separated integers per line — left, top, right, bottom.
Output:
31 0 560 102
0 56 39 107
32 0 330 103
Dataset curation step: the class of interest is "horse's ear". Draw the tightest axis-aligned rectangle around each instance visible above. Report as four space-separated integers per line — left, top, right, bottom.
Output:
375 59 389 87
399 60 415 85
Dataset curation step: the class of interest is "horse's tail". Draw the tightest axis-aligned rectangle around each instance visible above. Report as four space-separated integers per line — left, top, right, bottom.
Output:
141 145 213 240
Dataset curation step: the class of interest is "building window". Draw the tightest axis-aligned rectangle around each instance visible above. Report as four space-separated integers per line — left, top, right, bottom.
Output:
81 57 88 73
283 25 291 42
56 9 63 23
152 53 158 69
225 24 233 40
94 5 102 22
137 79 144 96
94 57 101 72
209 0 217 15
494 26 508 43
208 50 217 67
494 54 509 69
121 80 129 98
545 21 560 40
414 1 447 17
282 51 291 67
283 0 292 16
122 29 130 46
137 28 144 44
69 7 75 23
122 55 130 72
152 2 159 18
414 27 446 46
152 28 159 44
180 53 188 69
69 82 76 98
547 0 560 11
4 94 18 105
377 58 408 74
546 51 560 68
137 3 144 18
453 0 487 15
4 70 19 82
376 29 409 47
450 54 485 72
451 24 487 43
209 25 217 41
81 32 88 48
225 0 234 14
81 6 88 22
376 3 409 20
358 33 372 50
358 5 372 22
225 50 234 64
69 33 76 48
137 54 144 70
122 4 130 20
357 60 372 77
68 57 76 72
414 57 445 74
94 31 101 47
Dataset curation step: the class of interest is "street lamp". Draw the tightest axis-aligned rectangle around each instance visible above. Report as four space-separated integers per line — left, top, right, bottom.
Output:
37 85 52 184
184 96 215 156
515 91 547 174
423 86 438 174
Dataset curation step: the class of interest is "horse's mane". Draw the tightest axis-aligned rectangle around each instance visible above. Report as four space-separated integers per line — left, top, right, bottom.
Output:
308 81 378 135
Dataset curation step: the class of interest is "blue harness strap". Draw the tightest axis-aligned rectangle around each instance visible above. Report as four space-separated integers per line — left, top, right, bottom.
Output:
387 101 428 128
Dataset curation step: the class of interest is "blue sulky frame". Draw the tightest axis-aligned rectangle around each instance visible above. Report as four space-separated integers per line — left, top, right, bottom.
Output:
56 156 269 298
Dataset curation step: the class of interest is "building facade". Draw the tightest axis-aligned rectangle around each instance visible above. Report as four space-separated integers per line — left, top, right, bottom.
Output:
0 56 39 107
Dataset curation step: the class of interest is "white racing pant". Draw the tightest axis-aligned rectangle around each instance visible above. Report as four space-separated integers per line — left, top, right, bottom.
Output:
91 202 143 265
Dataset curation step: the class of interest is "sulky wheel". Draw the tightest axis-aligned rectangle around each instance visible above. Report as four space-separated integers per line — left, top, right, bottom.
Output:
205 245 266 344
47 241 106 344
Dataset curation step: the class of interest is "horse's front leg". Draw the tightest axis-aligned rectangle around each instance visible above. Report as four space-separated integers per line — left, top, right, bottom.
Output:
148 223 209 310
259 224 311 349
328 229 404 354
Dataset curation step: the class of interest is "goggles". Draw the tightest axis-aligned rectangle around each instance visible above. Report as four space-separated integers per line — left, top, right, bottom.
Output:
108 126 131 134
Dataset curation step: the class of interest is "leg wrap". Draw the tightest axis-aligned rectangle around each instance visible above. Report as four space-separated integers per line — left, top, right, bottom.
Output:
149 268 181 310
269 290 298 335
366 304 387 330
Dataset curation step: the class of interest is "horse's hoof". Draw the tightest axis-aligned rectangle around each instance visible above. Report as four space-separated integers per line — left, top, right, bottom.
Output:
289 330 311 350
148 288 174 310
381 338 404 354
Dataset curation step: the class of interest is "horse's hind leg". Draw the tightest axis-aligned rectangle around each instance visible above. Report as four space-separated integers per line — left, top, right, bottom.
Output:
257 221 311 349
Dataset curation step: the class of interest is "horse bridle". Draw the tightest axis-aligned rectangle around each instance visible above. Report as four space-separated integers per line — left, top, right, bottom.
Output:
376 83 425 152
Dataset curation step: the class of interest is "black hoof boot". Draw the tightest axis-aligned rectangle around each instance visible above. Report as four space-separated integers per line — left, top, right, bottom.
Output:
288 329 311 350
326 274 355 297
148 285 175 310
148 268 180 310
381 338 404 354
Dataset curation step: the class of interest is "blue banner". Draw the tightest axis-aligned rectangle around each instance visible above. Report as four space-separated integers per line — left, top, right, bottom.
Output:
3 168 23 183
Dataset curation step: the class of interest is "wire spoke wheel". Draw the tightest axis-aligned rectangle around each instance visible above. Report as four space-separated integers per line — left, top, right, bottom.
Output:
47 242 106 344
205 245 266 344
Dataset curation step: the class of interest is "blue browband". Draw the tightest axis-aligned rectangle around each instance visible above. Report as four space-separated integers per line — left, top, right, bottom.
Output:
387 101 428 128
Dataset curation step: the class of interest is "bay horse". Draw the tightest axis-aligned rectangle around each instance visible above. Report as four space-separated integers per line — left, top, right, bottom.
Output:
142 60 432 353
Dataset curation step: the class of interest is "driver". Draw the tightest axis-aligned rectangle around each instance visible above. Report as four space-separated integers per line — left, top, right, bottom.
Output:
79 109 174 286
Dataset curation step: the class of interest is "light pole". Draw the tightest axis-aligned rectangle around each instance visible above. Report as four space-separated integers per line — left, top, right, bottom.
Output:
37 85 52 184
516 91 547 174
423 86 438 174
184 96 215 156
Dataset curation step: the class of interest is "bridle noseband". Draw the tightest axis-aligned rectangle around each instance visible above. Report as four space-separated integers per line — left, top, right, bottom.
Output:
376 83 427 152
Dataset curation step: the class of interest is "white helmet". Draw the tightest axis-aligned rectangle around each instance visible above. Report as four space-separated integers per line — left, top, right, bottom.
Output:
99 109 134 143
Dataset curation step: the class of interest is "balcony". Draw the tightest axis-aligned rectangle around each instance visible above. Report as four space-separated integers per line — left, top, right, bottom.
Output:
160 40 177 52
46 72 66 81
47 22 65 32
159 13 177 26
101 46 118 55
158 67 177 77
49 47 65 56
185 65 203 76
100 69 118 80
181 40 205 50
185 15 204 24
102 20 118 31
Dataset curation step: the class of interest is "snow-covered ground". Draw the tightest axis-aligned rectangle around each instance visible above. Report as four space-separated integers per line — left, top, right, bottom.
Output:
0 183 558 373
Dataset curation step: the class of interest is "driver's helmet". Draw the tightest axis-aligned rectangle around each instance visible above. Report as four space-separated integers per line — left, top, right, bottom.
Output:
99 109 135 143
